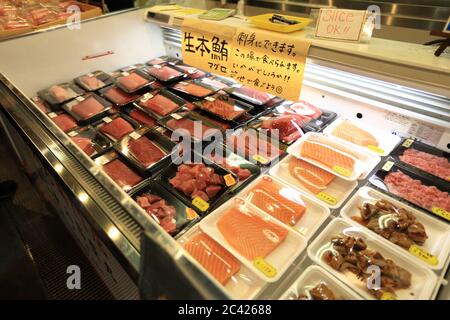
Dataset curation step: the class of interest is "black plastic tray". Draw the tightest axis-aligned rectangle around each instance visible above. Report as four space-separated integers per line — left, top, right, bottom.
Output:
112 69 155 94
74 71 112 92
98 85 141 107
93 113 142 143
61 93 112 126
140 64 187 84
38 82 85 106
136 89 187 119
369 158 450 224
68 125 112 158
129 180 200 237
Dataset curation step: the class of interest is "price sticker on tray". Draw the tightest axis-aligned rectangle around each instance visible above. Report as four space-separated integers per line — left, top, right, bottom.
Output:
431 207 450 222
380 292 397 300
253 154 269 165
48 112 57 119
185 208 199 220
316 192 337 206
368 145 385 154
332 165 352 177
68 131 78 137
141 93 154 103
192 196 209 212
129 132 141 140
102 117 112 123
402 139 414 148
408 245 438 266
223 174 236 187
253 257 277 278
171 113 183 120
382 161 394 172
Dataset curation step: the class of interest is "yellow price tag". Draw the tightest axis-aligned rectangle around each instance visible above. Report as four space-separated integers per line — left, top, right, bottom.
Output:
192 197 209 212
381 292 397 300
223 174 236 187
382 161 394 172
253 154 269 165
185 208 199 220
316 192 338 206
368 145 385 154
253 257 277 278
402 139 414 148
408 245 438 266
431 207 450 222
332 165 353 177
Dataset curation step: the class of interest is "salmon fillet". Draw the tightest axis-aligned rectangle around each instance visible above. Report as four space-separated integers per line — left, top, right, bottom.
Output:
184 232 240 285
288 158 335 194
331 121 378 147
247 179 305 226
300 134 357 172
217 207 288 260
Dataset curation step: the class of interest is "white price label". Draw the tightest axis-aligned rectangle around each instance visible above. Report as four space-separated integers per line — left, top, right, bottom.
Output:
103 117 113 123
130 132 141 140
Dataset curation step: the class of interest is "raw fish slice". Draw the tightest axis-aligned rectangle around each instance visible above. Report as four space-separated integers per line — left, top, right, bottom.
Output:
117 72 149 92
139 94 179 116
217 207 288 260
147 66 183 81
103 159 142 190
80 75 105 91
247 179 305 226
99 117 134 140
52 114 77 132
129 109 156 127
71 136 95 156
71 97 106 120
234 86 272 105
104 87 138 105
201 99 246 120
184 232 240 285
399 148 450 181
128 136 166 167
288 158 335 194
173 82 213 97
331 121 379 147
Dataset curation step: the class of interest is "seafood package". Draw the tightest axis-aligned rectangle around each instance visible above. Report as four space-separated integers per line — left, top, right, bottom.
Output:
31 96 51 113
269 155 357 209
308 218 437 300
112 69 154 93
341 186 450 270
239 175 330 239
62 94 112 124
48 112 78 133
94 114 140 142
114 127 175 175
287 132 380 181
121 105 157 127
280 265 362 300
38 83 85 105
391 138 450 182
99 85 140 107
370 160 450 223
137 89 186 118
194 92 253 121
67 126 112 158
74 71 112 92
200 197 307 282
94 151 144 192
178 226 266 299
169 80 217 100
323 117 401 156
142 64 186 83
226 85 275 106
130 180 199 236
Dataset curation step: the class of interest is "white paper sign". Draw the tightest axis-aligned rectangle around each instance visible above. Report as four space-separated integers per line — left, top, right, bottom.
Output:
315 9 367 41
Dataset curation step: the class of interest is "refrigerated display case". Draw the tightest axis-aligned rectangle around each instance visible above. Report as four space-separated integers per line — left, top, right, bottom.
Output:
0 8 448 300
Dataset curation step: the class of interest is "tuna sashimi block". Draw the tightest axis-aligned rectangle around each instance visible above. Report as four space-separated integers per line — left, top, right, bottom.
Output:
74 71 112 91
102 158 143 191
50 113 78 133
200 198 307 282
97 116 135 141
99 85 139 106
178 226 266 299
240 175 330 240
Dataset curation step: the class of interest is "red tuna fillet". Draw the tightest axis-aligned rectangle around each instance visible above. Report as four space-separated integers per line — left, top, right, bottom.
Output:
52 114 77 132
166 118 218 140
103 159 142 190
71 97 106 120
71 136 95 156
80 75 104 91
201 99 246 120
261 114 304 143
117 72 149 92
136 193 177 234
99 117 134 140
104 87 138 106
129 109 156 127
146 66 183 82
234 86 272 105
128 136 167 167
139 94 180 116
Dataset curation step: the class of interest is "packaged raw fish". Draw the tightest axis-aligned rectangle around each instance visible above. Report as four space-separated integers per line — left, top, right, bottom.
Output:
146 56 178 66
198 75 237 91
288 132 380 181
170 80 216 99
370 161 450 222
308 218 437 300
241 175 329 239
48 112 78 133
137 89 185 118
99 85 139 107
38 83 85 105
131 180 198 236
227 85 275 106
74 71 112 92
280 266 362 300
324 118 401 156
68 126 111 158
391 138 450 182
178 226 265 299
115 127 174 174
171 64 206 79
31 96 50 113
194 93 253 121
113 70 153 93
94 151 143 192
341 186 450 270
269 155 358 209
200 198 307 282
96 115 138 142
62 94 111 124
159 157 237 213
143 65 185 83
226 129 284 166
127 107 157 127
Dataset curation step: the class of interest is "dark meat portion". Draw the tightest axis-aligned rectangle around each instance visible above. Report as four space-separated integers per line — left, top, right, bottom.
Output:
322 235 412 299
352 199 428 249
136 193 177 234
298 283 337 300
211 155 252 182
169 163 224 202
